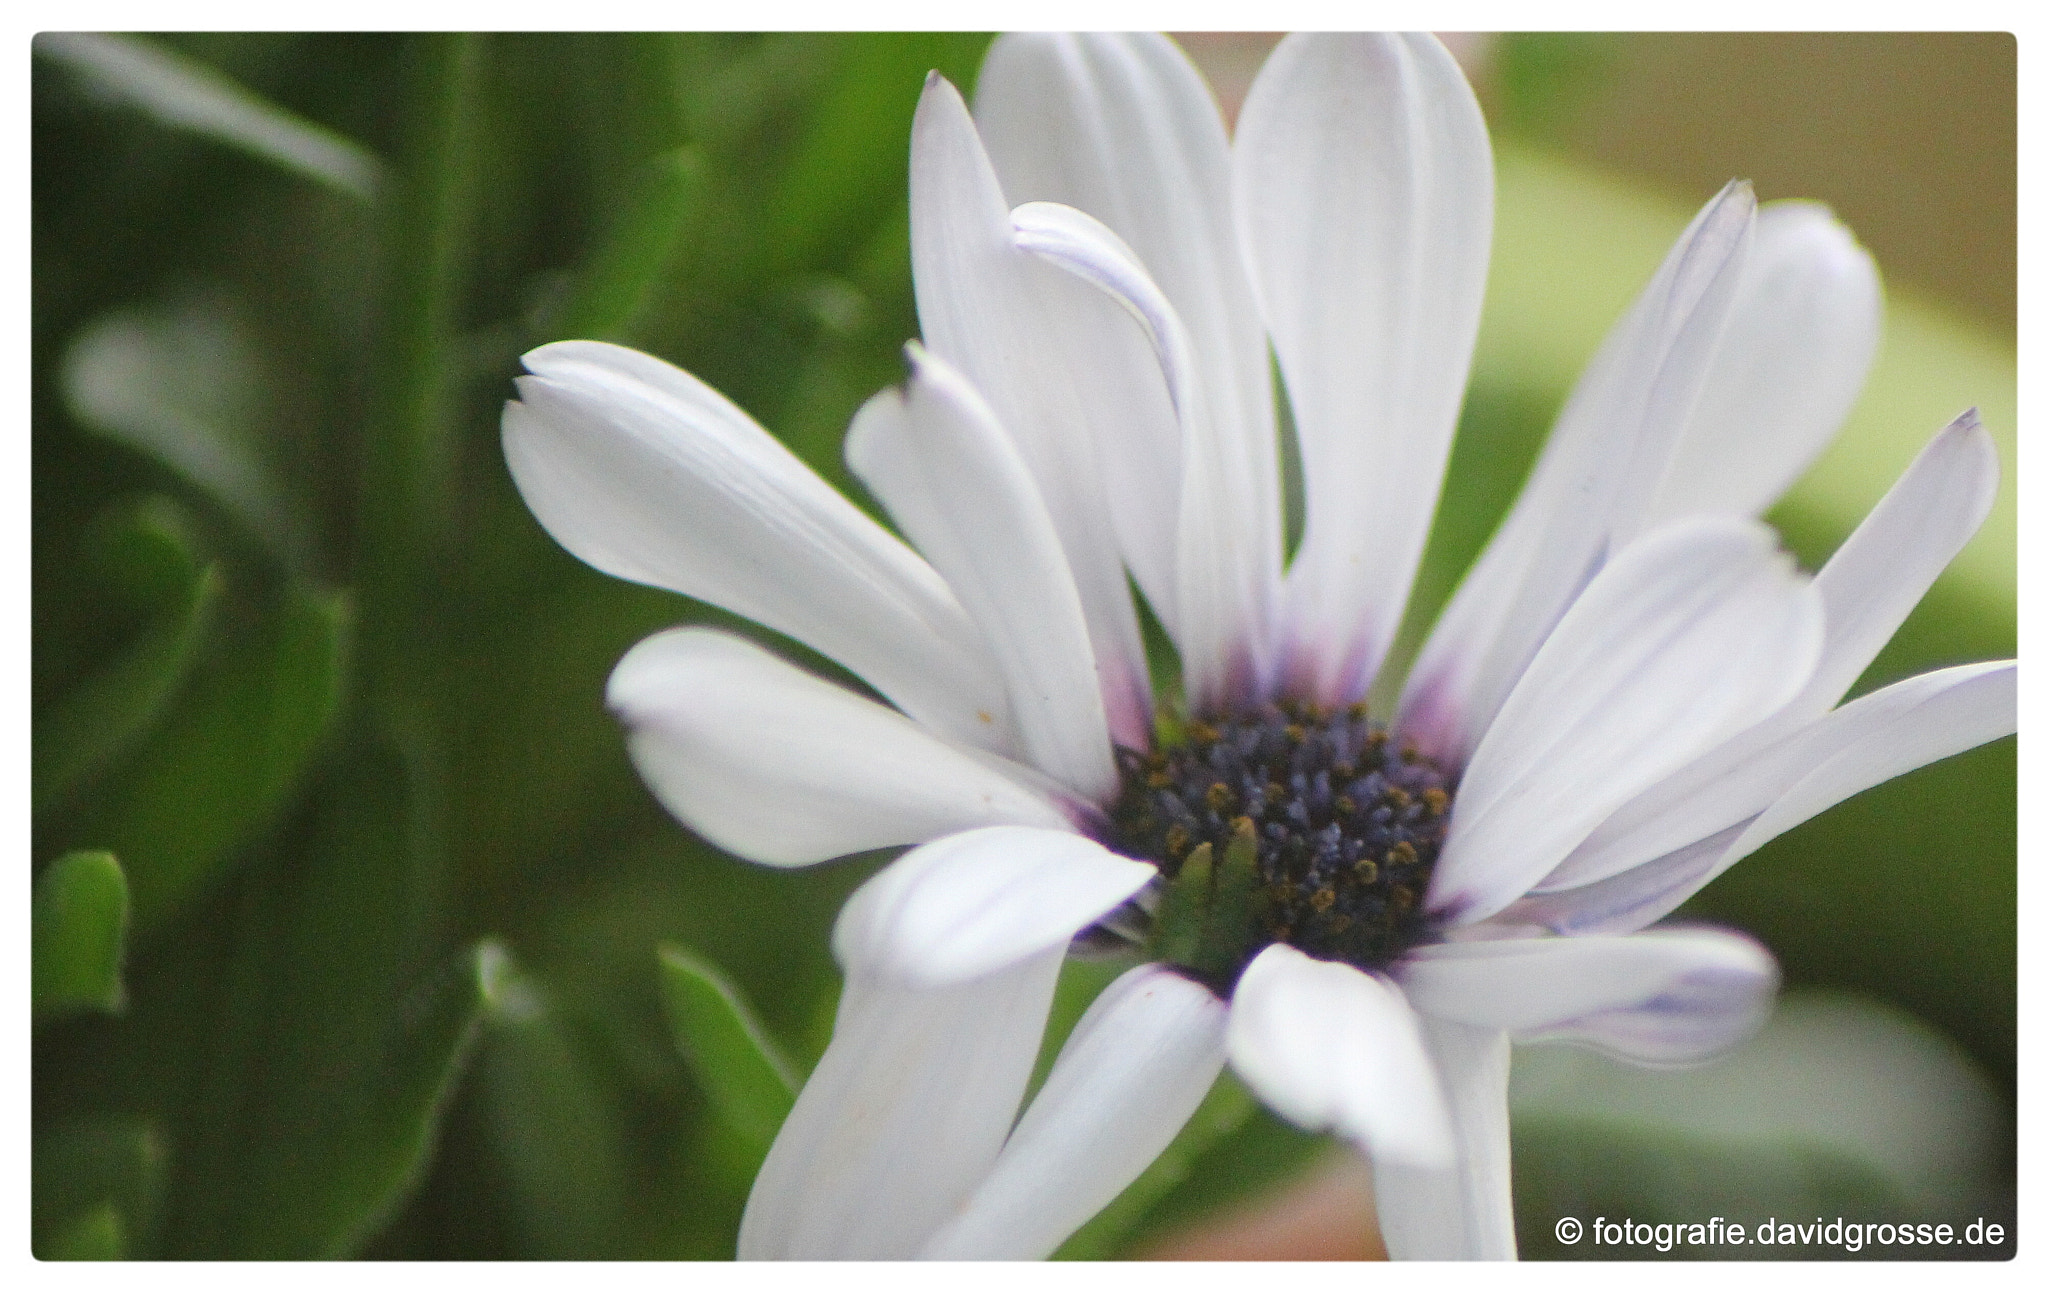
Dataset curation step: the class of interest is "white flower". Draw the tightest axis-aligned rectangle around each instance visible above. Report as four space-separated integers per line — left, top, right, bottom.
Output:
500 32 2016 1261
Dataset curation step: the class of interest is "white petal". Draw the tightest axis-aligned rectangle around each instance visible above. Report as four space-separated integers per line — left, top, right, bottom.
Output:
847 347 1115 799
1547 656 2013 894
1646 201 1883 524
832 825 1153 987
607 628 1077 868
737 949 1065 1259
1496 826 1745 940
1234 33 1494 706
1431 517 1822 924
1371 1019 1515 1260
1521 650 2010 939
1715 658 2016 877
1401 929 1778 1064
977 33 1281 641
502 340 1009 750
919 964 1227 1259
1796 411 2000 714
1400 183 1756 765
1542 417 1999 891
1226 944 1452 1166
1011 200 1270 710
910 73 1158 746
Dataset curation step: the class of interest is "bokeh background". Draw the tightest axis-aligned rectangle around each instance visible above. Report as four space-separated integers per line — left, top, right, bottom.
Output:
31 32 2016 1260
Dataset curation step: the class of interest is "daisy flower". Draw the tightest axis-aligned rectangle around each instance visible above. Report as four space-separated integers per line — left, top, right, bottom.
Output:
500 32 2015 1260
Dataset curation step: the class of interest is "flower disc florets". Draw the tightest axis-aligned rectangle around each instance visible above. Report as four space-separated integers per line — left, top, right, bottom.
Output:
1106 701 1453 992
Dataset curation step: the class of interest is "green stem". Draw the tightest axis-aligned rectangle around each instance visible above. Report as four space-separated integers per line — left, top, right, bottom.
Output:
357 33 482 692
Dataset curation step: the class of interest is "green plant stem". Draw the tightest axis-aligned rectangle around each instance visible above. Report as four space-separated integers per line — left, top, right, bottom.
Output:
357 33 482 694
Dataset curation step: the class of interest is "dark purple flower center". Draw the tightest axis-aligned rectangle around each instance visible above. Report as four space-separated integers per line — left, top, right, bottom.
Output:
1102 701 1453 993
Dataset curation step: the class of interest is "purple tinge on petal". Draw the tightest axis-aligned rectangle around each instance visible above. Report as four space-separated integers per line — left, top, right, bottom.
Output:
1497 825 1746 938
1395 181 1756 769
1517 935 1779 1067
1007 199 1275 715
1425 515 1821 926
1397 927 1777 1069
1238 33 1493 712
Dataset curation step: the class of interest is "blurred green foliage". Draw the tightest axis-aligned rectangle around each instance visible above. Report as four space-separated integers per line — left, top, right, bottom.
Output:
33 851 131 1021
33 33 2012 1260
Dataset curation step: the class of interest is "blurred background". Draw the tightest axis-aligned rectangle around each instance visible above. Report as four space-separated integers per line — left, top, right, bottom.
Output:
31 32 2015 1260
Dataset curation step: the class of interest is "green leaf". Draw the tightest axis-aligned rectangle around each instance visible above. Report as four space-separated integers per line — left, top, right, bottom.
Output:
757 32 990 278
79 492 209 618
355 33 482 683
476 942 638 1258
1489 34 1622 143
33 851 131 1021
153 739 488 1257
61 299 308 567
37 1202 127 1261
554 145 707 342
67 585 351 932
35 32 383 200
191 939 489 1258
35 499 223 814
658 943 796 1151
32 1116 167 1260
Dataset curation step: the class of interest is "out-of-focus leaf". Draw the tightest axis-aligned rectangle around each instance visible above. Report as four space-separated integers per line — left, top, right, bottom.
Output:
449 511 689 888
354 33 480 681
1488 34 1622 143
476 942 636 1259
444 828 859 1259
32 1116 166 1261
657 943 795 1152
1511 990 2012 1258
79 492 209 618
61 299 307 566
33 851 130 1021
67 585 350 932
757 32 989 278
35 32 383 200
1689 739 2015 1081
554 145 706 342
35 498 223 814
38 1202 126 1260
158 736 486 1257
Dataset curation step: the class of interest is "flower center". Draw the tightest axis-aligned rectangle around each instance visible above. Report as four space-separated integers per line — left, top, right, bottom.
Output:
1104 702 1452 993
